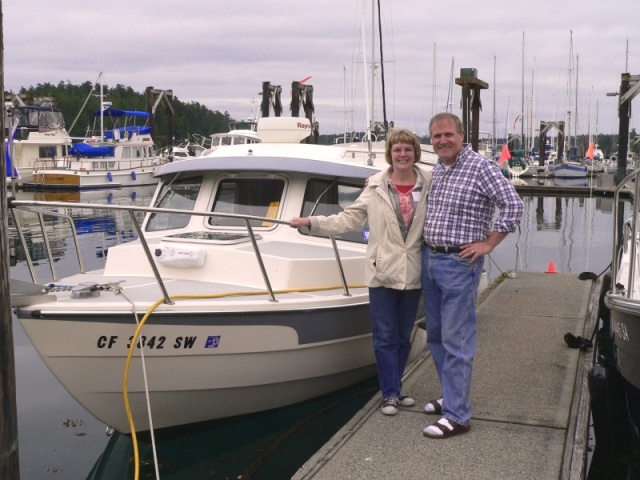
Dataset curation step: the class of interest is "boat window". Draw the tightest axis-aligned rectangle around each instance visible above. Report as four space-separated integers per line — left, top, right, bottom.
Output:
146 176 203 231
299 179 367 244
209 178 284 228
38 146 58 159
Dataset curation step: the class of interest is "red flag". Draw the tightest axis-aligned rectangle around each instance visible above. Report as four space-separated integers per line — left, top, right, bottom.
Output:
585 142 594 159
498 144 511 164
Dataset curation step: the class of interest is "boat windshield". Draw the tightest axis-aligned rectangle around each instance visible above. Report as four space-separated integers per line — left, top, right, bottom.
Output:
146 176 203 231
11 107 65 132
209 178 285 228
299 178 367 244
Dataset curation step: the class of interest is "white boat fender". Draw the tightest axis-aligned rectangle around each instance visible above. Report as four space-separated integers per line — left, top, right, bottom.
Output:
154 245 206 268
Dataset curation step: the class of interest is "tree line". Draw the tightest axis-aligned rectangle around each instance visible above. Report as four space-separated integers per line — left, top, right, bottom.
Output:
11 81 638 158
11 81 235 147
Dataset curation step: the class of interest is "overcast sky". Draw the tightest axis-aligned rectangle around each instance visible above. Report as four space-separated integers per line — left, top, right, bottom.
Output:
4 0 640 142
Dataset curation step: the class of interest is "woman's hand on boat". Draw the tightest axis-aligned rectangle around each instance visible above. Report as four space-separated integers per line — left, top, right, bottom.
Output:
290 217 311 228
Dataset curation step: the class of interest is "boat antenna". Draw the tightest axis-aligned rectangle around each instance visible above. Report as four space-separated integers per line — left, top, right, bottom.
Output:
68 72 102 135
360 15 374 164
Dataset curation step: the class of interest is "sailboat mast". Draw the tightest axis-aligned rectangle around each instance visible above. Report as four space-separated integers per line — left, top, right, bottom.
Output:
342 65 347 144
575 54 579 145
565 31 574 161
432 43 437 119
492 55 496 152
445 57 454 112
376 0 388 131
521 32 525 150
99 71 104 141
370 2 375 139
530 60 536 154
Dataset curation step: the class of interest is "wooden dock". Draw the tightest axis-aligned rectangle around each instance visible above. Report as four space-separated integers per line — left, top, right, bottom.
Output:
293 272 598 479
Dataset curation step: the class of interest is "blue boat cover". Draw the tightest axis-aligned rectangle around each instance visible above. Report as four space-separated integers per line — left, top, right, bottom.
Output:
69 143 115 157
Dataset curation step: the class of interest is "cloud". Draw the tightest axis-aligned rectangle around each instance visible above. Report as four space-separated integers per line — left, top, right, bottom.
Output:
5 0 640 141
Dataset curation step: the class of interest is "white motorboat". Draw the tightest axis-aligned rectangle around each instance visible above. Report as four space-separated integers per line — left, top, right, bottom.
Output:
162 120 262 162
11 116 432 433
28 105 167 190
4 104 73 185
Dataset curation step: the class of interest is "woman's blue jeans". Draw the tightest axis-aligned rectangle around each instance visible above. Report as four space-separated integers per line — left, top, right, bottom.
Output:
369 286 422 399
422 249 484 426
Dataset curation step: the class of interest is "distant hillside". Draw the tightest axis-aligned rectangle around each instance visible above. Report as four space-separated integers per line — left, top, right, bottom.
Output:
9 81 236 147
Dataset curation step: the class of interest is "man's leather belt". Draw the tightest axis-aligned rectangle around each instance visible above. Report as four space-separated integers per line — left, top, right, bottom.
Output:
424 242 462 254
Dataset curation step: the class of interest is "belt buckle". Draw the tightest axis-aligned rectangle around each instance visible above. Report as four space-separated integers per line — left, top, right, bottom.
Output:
427 242 436 252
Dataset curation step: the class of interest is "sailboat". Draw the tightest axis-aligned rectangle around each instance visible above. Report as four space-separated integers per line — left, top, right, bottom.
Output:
552 33 588 179
337 1 438 166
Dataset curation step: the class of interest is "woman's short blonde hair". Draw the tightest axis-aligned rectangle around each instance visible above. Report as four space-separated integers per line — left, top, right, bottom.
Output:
385 129 421 165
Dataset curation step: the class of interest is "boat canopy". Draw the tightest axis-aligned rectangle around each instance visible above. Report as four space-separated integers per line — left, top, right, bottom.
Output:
104 125 152 139
93 108 151 119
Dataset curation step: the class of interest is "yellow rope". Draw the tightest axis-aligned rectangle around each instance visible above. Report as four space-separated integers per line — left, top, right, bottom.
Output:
123 284 366 480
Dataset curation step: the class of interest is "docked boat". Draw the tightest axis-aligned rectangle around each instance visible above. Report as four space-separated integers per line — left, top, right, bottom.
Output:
605 168 640 394
29 106 167 189
552 160 588 179
201 121 261 154
506 156 533 178
4 104 72 185
591 167 640 477
10 116 433 434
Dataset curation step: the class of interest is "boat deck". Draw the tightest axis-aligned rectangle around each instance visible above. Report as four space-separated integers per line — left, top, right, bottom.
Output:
293 271 597 479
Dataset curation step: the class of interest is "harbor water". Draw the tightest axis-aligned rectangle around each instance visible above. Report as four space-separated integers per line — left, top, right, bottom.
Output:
8 178 623 479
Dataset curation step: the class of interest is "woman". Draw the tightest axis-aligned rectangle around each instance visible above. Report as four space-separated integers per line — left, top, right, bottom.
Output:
290 129 431 415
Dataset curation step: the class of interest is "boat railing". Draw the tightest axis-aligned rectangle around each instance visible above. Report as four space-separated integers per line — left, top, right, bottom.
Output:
8 199 354 305
33 156 164 172
32 157 74 170
610 168 640 297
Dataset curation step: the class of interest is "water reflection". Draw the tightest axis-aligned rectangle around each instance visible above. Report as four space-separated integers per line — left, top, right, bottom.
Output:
86 378 378 480
486 178 620 281
9 186 155 282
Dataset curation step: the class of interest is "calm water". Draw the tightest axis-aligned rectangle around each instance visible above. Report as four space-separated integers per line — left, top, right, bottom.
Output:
8 179 624 479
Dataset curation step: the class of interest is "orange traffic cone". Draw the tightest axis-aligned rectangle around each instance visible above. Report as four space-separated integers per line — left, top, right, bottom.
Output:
546 261 557 273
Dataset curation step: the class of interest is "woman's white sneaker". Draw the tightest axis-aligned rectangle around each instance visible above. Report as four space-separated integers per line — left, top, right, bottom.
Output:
398 395 416 407
381 397 399 415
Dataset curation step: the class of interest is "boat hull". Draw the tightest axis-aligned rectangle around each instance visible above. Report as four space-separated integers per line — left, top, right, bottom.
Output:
31 167 160 189
605 293 640 390
17 301 391 433
552 162 588 178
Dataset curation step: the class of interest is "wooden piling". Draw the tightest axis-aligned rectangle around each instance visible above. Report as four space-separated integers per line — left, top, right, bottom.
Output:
0 1 21 477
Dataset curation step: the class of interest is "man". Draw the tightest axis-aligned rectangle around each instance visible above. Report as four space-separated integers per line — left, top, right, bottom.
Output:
421 112 524 439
